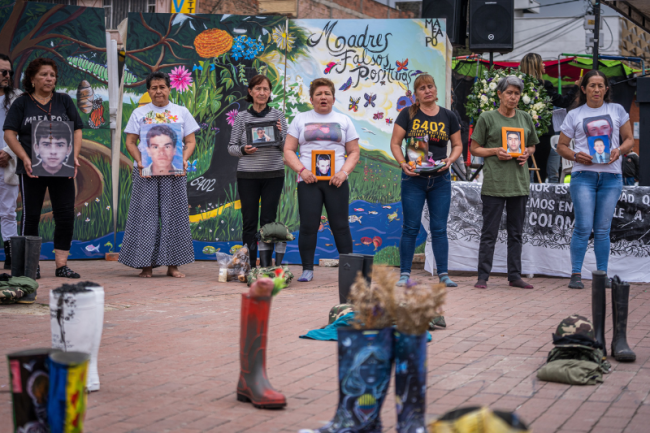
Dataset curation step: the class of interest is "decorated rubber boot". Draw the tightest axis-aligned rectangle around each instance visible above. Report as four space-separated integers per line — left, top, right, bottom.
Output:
338 254 365 304
78 281 105 391
258 241 274 268
236 293 286 409
4 240 11 270
10 235 25 277
50 283 103 391
611 276 636 362
394 331 427 433
274 242 286 266
7 348 61 432
592 270 607 356
299 327 394 433
47 351 90 433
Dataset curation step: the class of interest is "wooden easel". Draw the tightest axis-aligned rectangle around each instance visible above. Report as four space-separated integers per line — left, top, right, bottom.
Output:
529 154 542 183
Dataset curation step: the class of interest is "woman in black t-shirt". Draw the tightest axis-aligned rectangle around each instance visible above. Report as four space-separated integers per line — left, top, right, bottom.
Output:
3 58 83 281
389 74 463 289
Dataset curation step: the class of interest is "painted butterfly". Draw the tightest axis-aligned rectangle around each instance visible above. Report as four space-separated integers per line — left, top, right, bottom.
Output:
411 70 424 76
187 160 198 172
363 93 376 108
380 81 386 86
324 61 339 74
385 118 393 125
396 58 409 72
396 90 415 112
339 77 353 91
373 112 384 120
349 96 360 112
88 96 105 129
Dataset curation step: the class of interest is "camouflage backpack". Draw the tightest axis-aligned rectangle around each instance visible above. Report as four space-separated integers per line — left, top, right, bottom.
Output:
259 222 295 244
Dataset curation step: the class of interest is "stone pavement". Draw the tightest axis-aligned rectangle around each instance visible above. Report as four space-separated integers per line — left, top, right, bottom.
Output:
1 261 649 433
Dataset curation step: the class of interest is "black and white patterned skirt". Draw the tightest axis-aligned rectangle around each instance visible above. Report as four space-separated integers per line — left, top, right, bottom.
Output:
119 168 194 269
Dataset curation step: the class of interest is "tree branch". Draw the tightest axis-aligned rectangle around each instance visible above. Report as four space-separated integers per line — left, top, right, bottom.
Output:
138 12 163 39
36 7 85 38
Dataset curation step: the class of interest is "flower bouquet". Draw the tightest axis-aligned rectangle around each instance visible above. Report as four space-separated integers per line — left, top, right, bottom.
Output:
465 68 553 137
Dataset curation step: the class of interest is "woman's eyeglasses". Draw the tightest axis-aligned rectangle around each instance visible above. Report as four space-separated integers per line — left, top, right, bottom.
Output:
0 69 13 78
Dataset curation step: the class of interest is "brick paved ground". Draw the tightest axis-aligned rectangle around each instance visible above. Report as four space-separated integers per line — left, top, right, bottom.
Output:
1 261 649 433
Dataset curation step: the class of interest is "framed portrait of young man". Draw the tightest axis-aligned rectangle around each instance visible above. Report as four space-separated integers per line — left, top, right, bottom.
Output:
245 120 281 148
502 127 525 157
31 120 75 177
312 150 335 181
138 123 185 176
588 135 611 164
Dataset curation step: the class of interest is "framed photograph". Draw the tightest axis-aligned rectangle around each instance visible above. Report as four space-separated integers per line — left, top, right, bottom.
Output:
588 135 611 164
502 127 525 157
138 123 185 176
245 120 281 148
31 120 75 177
312 150 335 181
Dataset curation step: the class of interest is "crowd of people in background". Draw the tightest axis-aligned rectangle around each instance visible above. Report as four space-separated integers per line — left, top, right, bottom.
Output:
0 52 641 289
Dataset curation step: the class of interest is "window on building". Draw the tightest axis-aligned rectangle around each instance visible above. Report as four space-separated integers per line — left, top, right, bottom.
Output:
147 0 156 13
104 0 113 30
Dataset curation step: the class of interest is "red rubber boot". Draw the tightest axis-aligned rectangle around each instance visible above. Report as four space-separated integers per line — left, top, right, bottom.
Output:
236 294 286 409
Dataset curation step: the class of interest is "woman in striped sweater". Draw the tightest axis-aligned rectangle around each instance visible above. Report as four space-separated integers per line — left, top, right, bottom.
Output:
228 75 287 267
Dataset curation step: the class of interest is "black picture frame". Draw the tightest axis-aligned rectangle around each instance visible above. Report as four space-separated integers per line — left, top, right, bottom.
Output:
245 120 281 148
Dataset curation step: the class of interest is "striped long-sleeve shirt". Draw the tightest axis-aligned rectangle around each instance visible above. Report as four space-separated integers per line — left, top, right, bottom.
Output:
227 107 288 179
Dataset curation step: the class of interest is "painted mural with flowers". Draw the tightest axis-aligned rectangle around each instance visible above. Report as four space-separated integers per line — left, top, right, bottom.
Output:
465 68 552 136
120 15 450 265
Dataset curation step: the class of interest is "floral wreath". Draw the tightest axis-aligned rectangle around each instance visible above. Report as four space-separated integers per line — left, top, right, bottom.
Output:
465 68 553 137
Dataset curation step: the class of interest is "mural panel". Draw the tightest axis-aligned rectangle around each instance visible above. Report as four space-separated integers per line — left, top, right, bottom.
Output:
0 0 113 260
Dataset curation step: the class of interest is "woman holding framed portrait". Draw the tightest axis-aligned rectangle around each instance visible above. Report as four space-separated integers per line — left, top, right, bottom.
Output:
120 71 199 278
284 78 360 282
389 73 463 288
228 75 287 267
470 75 539 290
556 70 634 290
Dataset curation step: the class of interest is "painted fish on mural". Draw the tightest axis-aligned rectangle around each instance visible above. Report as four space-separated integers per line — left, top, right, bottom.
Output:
360 237 373 246
382 206 392 209
349 215 363 224
388 211 400 222
373 236 382 250
230 245 243 255
84 244 100 252
369 211 378 215
354 208 364 212
202 246 220 255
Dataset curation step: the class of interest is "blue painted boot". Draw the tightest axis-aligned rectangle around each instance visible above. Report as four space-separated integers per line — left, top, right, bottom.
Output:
394 331 427 433
299 327 394 433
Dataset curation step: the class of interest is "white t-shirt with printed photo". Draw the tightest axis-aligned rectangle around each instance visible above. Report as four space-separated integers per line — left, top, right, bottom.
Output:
560 102 629 174
287 110 359 181
124 102 200 168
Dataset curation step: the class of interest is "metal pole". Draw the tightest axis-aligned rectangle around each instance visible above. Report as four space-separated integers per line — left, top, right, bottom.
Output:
489 51 494 70
592 1 600 70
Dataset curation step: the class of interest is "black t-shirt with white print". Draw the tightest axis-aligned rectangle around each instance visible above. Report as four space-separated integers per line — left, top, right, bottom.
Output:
3 92 83 174
395 106 460 177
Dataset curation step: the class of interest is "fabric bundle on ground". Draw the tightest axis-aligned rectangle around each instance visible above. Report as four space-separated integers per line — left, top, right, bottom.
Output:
50 282 105 391
536 314 610 385
0 276 38 304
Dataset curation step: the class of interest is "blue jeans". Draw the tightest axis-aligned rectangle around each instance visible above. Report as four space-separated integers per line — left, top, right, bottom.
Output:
547 147 561 183
400 172 451 274
623 177 636 186
570 171 622 274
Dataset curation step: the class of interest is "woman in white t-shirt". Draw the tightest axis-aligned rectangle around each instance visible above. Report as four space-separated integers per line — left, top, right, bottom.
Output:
557 70 634 290
119 72 199 278
284 78 360 282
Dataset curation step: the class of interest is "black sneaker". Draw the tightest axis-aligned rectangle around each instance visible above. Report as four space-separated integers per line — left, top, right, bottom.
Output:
568 274 584 289
55 266 80 279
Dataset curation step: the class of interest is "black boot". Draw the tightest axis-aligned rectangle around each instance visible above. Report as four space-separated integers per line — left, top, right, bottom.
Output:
361 254 374 286
274 242 286 266
338 254 364 304
3 240 11 270
611 276 636 362
24 236 42 280
10 236 25 277
258 242 273 268
592 270 607 356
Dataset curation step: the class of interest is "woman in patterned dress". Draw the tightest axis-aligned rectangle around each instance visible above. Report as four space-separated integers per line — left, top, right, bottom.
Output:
119 72 199 278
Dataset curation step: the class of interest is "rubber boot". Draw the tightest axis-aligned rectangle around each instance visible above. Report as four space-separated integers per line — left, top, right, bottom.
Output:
338 253 365 304
236 294 286 409
7 348 61 432
24 236 42 280
611 276 636 362
258 242 274 268
3 240 11 270
298 327 394 433
77 281 105 391
394 331 427 433
47 351 90 433
592 270 607 356
10 235 25 277
274 242 286 266
361 254 374 286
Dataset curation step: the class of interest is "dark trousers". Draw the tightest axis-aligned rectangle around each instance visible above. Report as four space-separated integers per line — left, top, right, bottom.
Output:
20 175 75 251
237 176 284 265
297 180 353 270
477 195 528 281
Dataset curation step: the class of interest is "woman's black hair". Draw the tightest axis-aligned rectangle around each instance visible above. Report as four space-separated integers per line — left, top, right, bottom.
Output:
145 71 170 90
578 70 610 106
33 120 73 143
22 57 57 94
246 75 273 103
145 125 177 148
0 53 16 113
